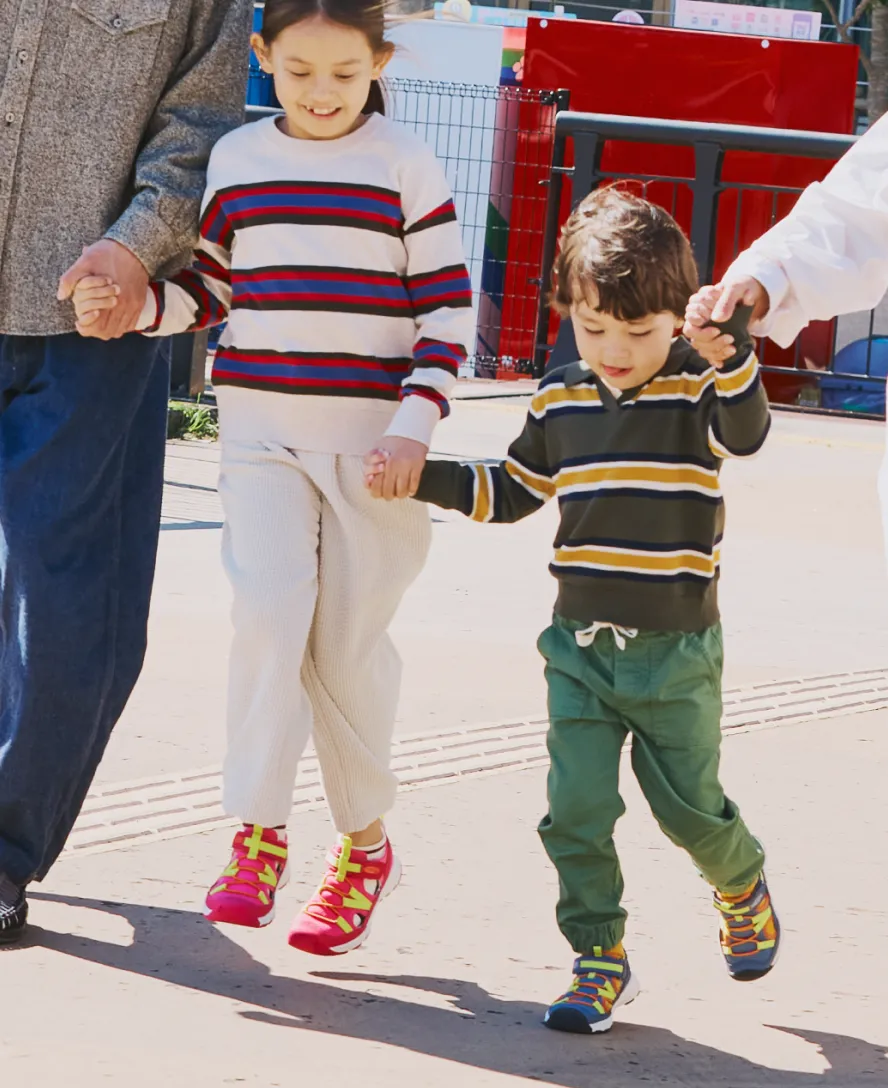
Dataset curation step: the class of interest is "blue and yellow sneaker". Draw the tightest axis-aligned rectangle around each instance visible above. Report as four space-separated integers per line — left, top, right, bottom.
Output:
544 945 640 1034
714 873 780 981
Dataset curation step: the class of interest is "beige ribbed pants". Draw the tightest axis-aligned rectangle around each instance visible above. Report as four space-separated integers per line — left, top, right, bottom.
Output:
218 440 431 832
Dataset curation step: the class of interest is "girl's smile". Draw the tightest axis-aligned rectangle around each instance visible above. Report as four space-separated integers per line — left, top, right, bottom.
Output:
252 15 392 142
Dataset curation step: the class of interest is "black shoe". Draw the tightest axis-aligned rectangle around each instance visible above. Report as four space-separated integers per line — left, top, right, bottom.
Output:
0 875 27 945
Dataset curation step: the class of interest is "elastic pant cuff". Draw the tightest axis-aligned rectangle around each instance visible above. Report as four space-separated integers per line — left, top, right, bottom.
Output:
563 921 626 956
713 866 765 897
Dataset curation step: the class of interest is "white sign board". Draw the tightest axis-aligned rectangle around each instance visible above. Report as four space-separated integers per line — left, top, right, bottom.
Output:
673 0 821 41
386 19 504 86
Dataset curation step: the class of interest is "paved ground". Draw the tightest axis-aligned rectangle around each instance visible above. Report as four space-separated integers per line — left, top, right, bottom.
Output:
2 400 887 1085
4 710 887 1086
108 402 888 785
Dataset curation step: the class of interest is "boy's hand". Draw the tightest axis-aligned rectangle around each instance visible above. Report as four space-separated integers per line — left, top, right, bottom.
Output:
684 286 736 369
70 276 121 333
363 437 428 500
684 279 769 369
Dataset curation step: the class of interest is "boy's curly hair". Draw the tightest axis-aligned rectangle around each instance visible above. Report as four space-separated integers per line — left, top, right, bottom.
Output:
551 187 699 321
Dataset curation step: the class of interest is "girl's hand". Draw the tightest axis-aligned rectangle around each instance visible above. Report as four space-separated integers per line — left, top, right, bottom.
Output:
363 448 389 490
365 437 428 501
71 275 121 333
59 240 148 341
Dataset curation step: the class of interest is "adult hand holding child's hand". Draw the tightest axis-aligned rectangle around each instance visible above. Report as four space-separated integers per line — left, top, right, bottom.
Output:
69 275 122 335
363 437 428 500
683 277 768 369
58 239 148 340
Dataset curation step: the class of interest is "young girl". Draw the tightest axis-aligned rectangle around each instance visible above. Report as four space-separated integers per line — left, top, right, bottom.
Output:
74 0 473 956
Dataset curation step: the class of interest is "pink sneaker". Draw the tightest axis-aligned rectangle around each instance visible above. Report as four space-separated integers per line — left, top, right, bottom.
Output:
288 835 401 956
204 825 289 928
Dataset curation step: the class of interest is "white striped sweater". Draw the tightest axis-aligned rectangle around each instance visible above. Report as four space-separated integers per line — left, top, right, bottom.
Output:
137 113 474 454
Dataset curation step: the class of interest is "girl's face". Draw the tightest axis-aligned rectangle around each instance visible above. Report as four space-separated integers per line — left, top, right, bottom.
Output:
253 16 391 141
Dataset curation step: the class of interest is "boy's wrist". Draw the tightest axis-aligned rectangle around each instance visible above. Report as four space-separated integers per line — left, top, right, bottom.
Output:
707 303 755 368
412 458 454 508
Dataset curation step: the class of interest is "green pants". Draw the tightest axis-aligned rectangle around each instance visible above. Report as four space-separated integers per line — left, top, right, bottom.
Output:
537 616 764 954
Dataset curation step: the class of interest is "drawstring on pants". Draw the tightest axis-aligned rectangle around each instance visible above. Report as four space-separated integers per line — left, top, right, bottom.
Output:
575 621 639 652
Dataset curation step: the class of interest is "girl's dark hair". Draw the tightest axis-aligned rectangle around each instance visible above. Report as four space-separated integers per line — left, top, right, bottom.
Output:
551 186 699 321
261 0 392 115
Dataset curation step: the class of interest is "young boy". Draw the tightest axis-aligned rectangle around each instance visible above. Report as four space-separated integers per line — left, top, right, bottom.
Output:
366 187 779 1034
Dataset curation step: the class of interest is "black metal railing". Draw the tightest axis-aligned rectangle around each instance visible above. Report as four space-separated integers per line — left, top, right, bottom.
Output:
534 112 888 419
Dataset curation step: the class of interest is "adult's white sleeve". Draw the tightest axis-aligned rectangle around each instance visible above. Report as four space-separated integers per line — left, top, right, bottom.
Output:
727 114 888 347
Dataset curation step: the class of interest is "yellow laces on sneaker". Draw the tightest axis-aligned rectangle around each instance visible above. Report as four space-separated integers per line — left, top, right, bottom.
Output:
568 947 627 1015
715 883 777 956
304 836 382 935
209 825 288 905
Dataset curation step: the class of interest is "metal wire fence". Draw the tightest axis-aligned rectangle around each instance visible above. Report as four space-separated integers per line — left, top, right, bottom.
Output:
387 78 568 377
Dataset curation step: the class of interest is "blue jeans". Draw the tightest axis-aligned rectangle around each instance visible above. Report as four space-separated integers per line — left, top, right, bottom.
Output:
0 333 169 885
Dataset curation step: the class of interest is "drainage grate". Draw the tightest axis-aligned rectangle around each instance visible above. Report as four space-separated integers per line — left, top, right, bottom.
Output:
63 668 888 858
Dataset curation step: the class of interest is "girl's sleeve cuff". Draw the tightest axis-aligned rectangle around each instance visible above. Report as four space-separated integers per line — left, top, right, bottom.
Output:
383 393 442 449
136 285 159 332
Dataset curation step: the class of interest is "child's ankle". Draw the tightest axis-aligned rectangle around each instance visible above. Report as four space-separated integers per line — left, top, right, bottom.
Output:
581 941 625 959
717 876 760 903
348 820 386 850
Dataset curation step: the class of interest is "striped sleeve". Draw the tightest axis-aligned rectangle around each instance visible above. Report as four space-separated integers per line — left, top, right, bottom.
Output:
137 176 232 337
414 404 553 524
707 348 772 459
383 145 475 447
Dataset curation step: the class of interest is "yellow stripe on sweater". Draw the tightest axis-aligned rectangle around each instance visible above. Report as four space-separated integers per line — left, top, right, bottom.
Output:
714 353 759 397
556 461 720 495
505 458 556 499
530 383 603 419
553 544 721 577
639 371 714 403
471 464 493 522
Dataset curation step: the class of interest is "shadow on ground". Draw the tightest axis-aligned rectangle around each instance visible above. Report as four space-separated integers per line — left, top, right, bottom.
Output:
17 892 888 1086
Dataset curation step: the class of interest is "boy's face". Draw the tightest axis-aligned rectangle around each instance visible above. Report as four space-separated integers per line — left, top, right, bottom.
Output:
570 292 683 391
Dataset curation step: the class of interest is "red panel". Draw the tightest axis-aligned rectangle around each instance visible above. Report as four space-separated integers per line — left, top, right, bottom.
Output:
523 21 855 130
506 20 858 401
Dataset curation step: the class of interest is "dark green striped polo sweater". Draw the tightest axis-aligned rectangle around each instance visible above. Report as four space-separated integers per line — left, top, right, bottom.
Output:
414 324 770 632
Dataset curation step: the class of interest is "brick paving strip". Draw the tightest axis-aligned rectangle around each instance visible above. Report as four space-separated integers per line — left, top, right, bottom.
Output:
61 667 888 859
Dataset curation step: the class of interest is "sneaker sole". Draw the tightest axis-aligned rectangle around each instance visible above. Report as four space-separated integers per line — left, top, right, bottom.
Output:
290 856 403 957
544 970 641 1035
204 865 290 929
